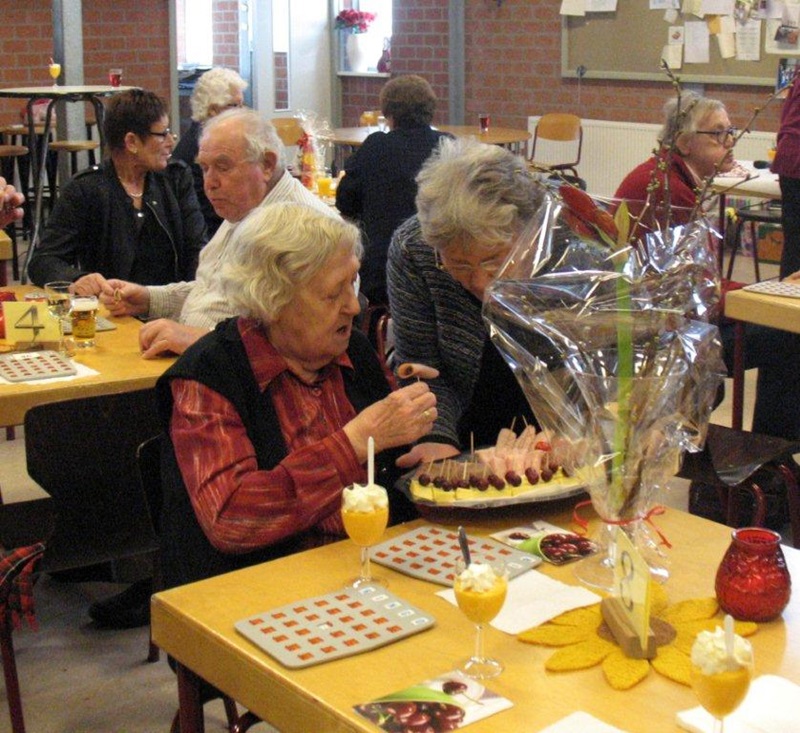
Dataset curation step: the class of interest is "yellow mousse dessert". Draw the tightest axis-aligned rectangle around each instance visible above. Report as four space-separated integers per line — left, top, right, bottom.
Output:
341 482 389 546
454 562 508 624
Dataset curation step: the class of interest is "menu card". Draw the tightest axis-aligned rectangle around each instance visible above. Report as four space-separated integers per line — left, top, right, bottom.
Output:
353 671 512 730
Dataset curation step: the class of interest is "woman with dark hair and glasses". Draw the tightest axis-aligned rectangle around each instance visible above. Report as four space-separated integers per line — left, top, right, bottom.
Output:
28 88 208 294
614 91 736 220
387 137 546 468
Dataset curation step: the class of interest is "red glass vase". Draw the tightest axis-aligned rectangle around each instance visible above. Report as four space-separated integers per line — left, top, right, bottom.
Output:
715 527 791 621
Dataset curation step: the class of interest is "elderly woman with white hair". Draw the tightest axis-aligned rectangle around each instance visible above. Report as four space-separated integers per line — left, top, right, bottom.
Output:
157 201 436 588
172 67 248 234
387 137 545 468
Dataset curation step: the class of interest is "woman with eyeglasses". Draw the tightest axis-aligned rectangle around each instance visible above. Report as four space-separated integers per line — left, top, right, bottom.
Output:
172 67 247 235
387 137 545 468
614 91 736 220
28 89 208 295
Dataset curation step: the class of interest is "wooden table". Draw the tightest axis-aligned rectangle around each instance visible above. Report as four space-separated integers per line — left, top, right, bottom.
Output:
330 124 532 169
724 287 800 430
152 507 800 733
0 284 175 427
0 85 136 282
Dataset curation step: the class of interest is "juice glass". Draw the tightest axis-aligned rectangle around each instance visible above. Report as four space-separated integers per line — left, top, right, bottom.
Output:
453 557 507 679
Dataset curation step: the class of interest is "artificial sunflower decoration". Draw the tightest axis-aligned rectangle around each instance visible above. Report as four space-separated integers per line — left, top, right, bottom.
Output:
518 584 758 690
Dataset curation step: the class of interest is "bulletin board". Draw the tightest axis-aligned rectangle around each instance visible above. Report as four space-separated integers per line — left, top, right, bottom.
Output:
561 2 780 87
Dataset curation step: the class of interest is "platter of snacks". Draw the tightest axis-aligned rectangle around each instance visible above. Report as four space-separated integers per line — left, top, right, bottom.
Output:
401 426 589 509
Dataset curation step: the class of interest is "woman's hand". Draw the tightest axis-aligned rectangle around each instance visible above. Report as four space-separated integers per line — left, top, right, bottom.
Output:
344 381 437 462
395 441 460 469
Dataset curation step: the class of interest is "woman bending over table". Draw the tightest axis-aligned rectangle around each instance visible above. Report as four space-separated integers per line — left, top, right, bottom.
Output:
28 89 207 295
387 137 545 468
157 202 436 589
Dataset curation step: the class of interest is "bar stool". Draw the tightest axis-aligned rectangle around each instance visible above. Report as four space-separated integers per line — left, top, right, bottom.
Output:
48 139 100 182
725 201 782 282
0 144 29 282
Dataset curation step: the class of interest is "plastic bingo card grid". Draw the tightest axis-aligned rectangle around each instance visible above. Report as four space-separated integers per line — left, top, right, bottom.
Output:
234 584 436 668
371 524 541 585
743 280 800 299
0 350 77 382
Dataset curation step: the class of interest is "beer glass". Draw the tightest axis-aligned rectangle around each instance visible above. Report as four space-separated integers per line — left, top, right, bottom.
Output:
70 295 98 348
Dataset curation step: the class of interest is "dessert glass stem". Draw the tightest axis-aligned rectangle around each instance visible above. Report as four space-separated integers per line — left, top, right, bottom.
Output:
360 546 372 582
474 623 486 662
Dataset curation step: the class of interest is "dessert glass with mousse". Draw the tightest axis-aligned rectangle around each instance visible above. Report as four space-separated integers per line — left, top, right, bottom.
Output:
341 481 389 587
690 622 754 732
453 558 508 679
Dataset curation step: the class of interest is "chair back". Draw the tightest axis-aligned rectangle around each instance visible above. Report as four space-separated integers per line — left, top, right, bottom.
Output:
23 390 161 573
529 113 583 177
271 117 305 147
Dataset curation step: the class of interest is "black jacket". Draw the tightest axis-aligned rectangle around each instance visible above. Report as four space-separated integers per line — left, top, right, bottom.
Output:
336 125 451 306
28 158 208 286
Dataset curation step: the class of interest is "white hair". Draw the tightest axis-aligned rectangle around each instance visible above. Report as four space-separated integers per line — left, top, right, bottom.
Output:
190 67 248 122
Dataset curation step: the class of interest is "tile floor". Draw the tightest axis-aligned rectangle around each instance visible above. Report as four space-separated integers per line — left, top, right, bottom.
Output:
0 252 785 732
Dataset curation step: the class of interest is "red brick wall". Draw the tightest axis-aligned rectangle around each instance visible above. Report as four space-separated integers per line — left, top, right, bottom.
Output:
341 0 783 135
212 0 239 68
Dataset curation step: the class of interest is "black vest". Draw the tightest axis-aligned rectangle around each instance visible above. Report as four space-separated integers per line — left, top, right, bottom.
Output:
155 318 406 589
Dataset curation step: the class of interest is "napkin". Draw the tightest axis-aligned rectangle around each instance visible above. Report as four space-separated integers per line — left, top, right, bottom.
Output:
436 568 600 634
537 711 630 733
676 675 800 733
0 361 99 386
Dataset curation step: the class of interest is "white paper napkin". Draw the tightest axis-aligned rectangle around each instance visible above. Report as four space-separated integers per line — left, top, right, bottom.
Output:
537 711 630 733
436 568 600 634
0 361 99 386
676 675 800 733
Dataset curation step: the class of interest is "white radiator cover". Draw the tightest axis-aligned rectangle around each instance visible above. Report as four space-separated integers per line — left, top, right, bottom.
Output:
527 117 776 198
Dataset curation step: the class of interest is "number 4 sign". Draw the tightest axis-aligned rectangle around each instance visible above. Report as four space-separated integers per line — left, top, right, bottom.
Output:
600 529 656 659
2 302 61 344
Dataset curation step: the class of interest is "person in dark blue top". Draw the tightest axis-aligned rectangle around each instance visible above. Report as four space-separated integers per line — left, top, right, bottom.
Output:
336 74 451 308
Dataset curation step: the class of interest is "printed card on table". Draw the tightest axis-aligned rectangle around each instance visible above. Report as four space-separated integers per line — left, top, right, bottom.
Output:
353 672 512 731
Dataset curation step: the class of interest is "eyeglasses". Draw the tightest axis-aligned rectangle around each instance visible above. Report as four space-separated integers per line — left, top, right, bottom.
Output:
434 249 508 278
695 127 738 146
149 128 176 140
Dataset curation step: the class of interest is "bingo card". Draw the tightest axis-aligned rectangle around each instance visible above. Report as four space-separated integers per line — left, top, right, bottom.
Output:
0 350 77 382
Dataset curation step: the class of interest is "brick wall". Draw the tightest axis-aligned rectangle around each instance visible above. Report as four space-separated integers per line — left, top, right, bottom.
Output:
212 0 239 68
340 0 783 136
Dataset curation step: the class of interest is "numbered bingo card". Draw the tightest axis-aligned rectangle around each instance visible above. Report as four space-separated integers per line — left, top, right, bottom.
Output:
0 350 77 382
371 525 540 586
234 584 436 668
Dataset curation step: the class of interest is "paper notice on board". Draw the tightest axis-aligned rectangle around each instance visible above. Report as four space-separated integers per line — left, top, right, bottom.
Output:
560 0 586 16
685 19 712 61
586 0 617 10
716 14 736 58
662 43 684 68
668 26 685 44
651 0 680 8
683 0 704 18
736 18 762 60
700 0 734 15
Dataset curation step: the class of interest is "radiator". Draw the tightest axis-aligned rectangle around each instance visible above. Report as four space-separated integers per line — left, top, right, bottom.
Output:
527 117 776 198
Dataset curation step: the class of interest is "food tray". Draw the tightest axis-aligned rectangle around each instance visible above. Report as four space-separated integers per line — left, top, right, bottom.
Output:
0 350 77 382
398 465 587 510
371 525 540 585
234 584 435 668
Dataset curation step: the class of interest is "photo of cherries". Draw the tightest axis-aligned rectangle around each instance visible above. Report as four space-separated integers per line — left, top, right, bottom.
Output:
355 699 465 732
509 531 597 565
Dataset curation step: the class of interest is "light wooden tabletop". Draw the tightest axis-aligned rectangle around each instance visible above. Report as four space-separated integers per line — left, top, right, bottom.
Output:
152 506 800 733
0 285 175 427
725 288 800 334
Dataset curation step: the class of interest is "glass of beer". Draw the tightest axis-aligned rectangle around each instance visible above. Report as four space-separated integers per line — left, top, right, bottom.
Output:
70 295 98 348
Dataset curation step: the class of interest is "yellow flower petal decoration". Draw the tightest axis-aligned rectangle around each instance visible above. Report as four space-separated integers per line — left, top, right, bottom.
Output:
545 637 616 671
603 649 651 690
518 591 758 690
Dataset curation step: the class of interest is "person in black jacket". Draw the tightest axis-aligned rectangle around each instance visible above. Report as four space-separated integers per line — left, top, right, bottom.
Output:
171 67 247 236
336 74 451 308
27 89 208 294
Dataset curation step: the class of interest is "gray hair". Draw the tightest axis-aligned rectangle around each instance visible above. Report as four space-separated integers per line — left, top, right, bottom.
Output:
201 108 285 169
190 68 248 122
220 202 363 323
415 137 544 254
658 91 726 147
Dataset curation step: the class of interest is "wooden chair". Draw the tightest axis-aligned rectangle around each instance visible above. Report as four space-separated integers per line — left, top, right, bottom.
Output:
528 113 583 179
725 200 782 283
137 436 261 733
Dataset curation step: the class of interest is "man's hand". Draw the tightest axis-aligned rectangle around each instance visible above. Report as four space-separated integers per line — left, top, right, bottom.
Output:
99 279 150 317
395 442 460 469
71 273 110 297
0 177 24 229
139 319 208 358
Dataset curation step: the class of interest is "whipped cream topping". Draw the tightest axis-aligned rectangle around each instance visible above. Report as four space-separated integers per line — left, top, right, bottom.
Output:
342 482 388 512
457 562 501 593
691 626 753 675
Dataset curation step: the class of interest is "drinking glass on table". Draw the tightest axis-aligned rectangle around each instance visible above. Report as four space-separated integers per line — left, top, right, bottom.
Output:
689 620 754 732
70 295 98 348
44 281 72 354
341 481 388 587
108 68 123 88
453 557 507 679
48 61 61 86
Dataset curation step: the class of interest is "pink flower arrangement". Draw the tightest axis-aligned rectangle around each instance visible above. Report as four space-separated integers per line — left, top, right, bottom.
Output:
335 8 376 34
